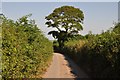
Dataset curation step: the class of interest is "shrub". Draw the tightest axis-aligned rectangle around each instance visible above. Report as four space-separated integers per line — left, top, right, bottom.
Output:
1 15 53 78
60 23 120 78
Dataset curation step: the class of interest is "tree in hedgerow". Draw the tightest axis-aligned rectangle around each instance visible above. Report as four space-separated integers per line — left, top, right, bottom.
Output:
45 6 84 48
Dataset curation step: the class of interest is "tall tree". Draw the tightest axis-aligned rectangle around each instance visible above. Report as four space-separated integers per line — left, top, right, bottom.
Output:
45 6 84 48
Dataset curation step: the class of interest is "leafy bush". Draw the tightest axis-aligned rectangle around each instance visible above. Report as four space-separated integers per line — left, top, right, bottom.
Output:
60 23 120 78
1 15 53 78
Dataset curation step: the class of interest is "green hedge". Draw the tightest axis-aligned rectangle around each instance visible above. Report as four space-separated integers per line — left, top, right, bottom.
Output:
60 23 120 78
1 15 53 78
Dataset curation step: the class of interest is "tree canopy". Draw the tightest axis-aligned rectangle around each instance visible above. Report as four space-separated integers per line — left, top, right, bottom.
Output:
45 6 84 48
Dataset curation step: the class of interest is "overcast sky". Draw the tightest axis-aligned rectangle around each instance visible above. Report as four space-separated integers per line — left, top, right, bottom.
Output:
2 2 118 40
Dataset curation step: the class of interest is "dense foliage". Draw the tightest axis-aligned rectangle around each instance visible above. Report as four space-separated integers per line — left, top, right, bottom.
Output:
45 6 84 48
57 23 120 78
1 15 53 78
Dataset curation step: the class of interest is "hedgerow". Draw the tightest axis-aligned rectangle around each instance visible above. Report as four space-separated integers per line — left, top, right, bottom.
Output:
1 14 53 78
59 23 120 78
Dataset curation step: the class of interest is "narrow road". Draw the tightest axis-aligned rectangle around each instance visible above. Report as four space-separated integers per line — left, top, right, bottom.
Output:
43 53 88 79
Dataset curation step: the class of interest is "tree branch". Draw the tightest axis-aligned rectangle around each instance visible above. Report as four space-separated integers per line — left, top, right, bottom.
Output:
56 27 61 31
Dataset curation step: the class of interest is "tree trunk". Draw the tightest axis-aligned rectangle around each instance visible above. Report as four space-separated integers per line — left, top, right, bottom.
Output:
58 39 64 49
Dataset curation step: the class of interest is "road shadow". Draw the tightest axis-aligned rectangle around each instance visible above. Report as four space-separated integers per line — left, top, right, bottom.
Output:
57 53 91 80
